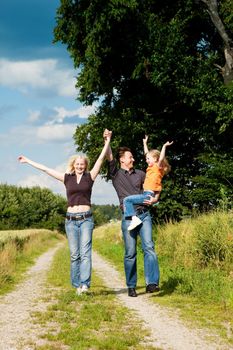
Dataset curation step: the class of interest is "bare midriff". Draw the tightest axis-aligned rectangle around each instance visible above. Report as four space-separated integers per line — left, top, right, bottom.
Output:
67 205 91 213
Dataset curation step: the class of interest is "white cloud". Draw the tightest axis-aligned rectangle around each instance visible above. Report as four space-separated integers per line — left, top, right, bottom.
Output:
36 124 77 142
49 104 97 124
0 58 77 97
0 123 77 145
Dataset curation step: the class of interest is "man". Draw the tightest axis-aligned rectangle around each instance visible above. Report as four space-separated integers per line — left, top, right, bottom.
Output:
104 130 160 297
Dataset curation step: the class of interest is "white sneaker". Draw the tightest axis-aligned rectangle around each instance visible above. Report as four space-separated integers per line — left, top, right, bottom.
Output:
76 287 82 295
76 284 89 295
128 216 142 231
81 284 88 293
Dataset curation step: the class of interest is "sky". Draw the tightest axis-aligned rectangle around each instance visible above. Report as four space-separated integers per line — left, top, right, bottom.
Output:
0 0 118 205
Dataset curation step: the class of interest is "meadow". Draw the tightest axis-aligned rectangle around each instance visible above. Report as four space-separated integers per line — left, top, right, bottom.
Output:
0 228 64 294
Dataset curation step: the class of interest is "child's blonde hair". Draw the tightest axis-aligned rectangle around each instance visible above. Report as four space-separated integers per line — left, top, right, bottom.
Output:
148 149 171 175
66 155 89 174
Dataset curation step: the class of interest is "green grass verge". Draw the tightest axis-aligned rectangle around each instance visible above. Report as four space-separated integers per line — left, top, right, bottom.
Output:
0 229 64 295
30 244 160 350
93 219 233 345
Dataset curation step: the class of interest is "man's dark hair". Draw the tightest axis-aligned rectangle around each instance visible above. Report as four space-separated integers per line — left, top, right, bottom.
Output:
117 147 132 162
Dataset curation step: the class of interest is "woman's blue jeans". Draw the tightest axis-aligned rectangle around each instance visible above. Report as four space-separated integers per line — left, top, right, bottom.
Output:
121 210 160 288
65 212 94 288
123 191 154 218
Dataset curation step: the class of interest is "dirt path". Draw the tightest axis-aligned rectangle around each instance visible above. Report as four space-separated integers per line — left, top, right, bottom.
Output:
0 243 64 350
0 243 231 350
92 251 232 350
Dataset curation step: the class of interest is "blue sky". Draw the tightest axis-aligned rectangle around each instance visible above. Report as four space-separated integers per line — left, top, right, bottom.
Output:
0 0 118 205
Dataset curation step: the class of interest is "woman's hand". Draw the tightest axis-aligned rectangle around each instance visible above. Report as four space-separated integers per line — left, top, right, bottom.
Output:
18 155 29 163
103 129 112 141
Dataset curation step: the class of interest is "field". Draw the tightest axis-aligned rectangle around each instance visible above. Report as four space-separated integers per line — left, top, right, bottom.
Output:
0 228 64 294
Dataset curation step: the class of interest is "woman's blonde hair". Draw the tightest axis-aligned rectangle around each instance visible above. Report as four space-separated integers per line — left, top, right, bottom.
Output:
148 149 171 175
66 155 89 174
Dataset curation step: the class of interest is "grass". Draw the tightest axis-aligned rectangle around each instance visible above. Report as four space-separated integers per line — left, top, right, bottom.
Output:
93 214 233 346
30 245 159 350
0 229 64 295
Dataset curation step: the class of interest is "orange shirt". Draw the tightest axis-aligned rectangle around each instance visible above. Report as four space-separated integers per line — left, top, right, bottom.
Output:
143 164 164 192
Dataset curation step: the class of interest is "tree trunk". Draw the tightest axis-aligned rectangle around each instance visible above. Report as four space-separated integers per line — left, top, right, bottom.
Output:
201 0 233 84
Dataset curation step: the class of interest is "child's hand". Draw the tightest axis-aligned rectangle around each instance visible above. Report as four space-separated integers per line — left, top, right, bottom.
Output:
164 141 173 147
143 135 149 143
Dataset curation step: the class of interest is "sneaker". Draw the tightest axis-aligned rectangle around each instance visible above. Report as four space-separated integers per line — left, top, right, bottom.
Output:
128 216 142 231
76 284 89 295
76 287 82 295
81 284 88 293
146 283 160 293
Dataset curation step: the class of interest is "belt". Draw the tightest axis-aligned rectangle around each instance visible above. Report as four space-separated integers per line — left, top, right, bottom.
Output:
66 213 92 221
136 208 149 215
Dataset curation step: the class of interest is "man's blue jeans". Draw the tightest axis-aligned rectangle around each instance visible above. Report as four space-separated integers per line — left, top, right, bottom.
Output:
121 211 160 288
123 191 154 218
65 212 94 288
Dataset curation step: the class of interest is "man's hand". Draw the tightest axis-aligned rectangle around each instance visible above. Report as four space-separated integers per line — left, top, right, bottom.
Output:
143 195 160 206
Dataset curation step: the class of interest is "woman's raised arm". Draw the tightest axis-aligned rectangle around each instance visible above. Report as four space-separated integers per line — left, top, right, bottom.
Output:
90 131 112 181
18 155 65 182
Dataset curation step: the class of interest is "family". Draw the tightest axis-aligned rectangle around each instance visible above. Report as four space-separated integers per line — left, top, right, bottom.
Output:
18 129 172 297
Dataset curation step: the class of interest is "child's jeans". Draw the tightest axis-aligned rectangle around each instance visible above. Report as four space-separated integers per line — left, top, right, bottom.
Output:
123 191 154 218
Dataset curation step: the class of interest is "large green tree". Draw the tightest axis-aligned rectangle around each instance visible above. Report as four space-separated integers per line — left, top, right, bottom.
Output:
54 0 233 220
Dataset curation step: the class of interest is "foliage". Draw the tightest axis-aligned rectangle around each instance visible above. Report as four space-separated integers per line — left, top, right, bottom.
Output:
0 184 67 232
54 0 233 221
92 204 121 226
0 184 121 232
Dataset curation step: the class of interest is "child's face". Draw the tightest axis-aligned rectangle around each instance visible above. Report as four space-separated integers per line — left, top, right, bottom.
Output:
146 154 157 167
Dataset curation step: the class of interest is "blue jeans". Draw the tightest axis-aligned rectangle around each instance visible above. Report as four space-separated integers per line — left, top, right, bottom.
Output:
121 210 160 288
65 211 94 288
123 191 154 218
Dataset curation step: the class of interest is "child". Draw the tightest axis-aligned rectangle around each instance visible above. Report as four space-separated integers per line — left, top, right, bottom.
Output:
124 135 173 231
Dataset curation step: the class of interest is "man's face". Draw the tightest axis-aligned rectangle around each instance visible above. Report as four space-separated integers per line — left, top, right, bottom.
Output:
120 151 135 169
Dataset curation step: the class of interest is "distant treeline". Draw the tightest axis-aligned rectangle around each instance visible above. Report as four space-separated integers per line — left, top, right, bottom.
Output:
0 184 121 232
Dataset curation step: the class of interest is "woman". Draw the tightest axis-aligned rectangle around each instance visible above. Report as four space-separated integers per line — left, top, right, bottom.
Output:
18 131 112 295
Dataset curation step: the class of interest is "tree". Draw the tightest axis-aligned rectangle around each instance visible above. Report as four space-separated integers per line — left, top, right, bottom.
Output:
199 0 233 84
54 0 233 220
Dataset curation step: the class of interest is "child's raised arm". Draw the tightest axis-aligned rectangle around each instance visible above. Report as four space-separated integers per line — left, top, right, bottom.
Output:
158 141 173 167
143 135 149 155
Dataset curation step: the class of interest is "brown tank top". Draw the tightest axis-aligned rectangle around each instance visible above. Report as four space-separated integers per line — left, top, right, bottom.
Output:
64 172 94 207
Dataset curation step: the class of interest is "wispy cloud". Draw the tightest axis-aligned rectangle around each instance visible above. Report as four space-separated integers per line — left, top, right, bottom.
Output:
0 58 77 97
27 104 97 126
36 124 77 142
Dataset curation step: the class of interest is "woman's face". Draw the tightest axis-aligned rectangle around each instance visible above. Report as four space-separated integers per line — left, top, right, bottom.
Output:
74 157 87 174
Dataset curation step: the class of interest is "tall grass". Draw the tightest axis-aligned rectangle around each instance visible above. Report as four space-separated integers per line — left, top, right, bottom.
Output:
157 211 233 303
0 229 64 294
